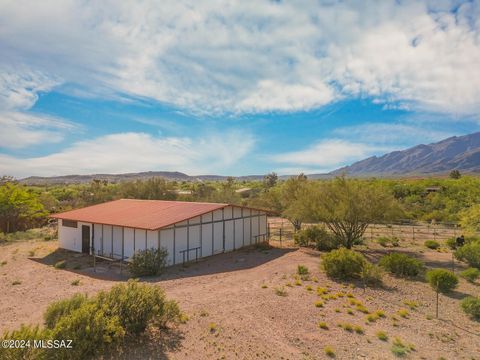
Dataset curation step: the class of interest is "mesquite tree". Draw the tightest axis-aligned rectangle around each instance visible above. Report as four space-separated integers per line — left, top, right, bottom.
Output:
309 177 402 248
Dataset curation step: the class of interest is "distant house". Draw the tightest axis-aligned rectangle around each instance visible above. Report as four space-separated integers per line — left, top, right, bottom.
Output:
50 199 269 266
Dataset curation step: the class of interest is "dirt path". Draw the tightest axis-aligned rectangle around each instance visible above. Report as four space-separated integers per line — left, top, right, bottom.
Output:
1 240 479 359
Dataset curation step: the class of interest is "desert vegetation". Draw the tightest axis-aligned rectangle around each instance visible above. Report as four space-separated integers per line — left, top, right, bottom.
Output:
1 174 480 358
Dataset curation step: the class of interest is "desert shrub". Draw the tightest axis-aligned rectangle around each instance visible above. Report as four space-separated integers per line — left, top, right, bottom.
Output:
455 242 480 269
129 247 168 277
297 265 309 275
274 286 287 296
322 248 366 280
44 293 89 329
294 225 339 251
360 263 383 286
379 253 424 277
424 240 440 250
377 236 399 247
49 302 125 359
98 280 180 335
461 296 480 320
460 268 480 283
0 324 48 360
445 237 456 250
426 269 458 293
376 330 388 341
324 346 335 357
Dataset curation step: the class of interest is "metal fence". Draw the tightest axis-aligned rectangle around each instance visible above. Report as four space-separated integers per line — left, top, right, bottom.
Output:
267 217 464 248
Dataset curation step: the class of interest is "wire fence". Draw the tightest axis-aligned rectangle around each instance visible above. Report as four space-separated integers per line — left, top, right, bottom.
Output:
267 217 464 248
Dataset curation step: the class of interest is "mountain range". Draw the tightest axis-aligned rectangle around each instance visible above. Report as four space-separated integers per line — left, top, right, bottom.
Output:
331 131 480 176
19 131 480 184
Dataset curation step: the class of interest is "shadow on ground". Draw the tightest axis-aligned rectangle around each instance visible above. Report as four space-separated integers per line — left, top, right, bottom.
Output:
32 246 296 283
104 328 184 360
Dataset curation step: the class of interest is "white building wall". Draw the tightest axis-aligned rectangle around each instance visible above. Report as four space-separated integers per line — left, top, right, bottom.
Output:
58 206 269 266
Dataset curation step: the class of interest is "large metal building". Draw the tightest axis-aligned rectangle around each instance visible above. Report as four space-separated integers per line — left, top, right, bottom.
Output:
51 199 269 266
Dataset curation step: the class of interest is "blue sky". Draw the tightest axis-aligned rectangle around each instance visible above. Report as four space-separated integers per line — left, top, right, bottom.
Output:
0 0 479 177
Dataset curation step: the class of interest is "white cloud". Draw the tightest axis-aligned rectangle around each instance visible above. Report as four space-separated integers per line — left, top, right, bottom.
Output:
0 111 77 149
0 0 479 114
270 139 385 172
0 130 255 178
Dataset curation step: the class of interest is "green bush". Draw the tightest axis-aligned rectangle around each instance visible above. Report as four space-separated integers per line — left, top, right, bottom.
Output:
2 280 181 360
322 248 366 280
294 225 339 251
297 265 309 275
424 240 440 250
455 242 480 269
445 237 456 250
426 269 458 293
49 302 125 359
379 253 424 277
128 247 168 277
361 263 383 286
461 296 480 320
377 236 399 247
0 324 47 360
460 268 480 283
44 293 89 329
97 280 180 335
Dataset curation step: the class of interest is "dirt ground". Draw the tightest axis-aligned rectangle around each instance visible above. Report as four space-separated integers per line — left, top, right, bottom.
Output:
0 237 479 359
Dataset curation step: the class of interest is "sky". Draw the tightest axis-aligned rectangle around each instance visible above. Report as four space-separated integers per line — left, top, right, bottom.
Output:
0 0 479 178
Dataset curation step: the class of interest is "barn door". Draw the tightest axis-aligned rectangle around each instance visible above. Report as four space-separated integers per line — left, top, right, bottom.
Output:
82 225 90 254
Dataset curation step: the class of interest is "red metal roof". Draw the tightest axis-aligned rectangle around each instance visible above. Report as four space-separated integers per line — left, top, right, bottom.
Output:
50 199 266 230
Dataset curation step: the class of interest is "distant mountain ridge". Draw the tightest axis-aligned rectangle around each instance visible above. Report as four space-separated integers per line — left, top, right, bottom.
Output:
331 131 480 176
18 132 480 184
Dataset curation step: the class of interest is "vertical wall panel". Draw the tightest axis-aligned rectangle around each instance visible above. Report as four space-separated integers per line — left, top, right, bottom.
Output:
160 228 174 266
124 228 134 258
147 230 157 249
112 226 123 259
103 225 112 257
201 223 213 257
224 220 234 251
213 222 223 254
175 227 188 264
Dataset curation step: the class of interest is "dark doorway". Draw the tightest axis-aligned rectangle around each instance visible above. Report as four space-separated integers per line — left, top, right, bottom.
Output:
82 225 90 254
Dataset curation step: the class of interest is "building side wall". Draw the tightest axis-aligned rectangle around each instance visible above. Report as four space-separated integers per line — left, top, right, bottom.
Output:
58 205 269 266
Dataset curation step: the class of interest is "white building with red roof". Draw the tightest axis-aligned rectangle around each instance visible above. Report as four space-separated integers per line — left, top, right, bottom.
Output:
51 199 269 266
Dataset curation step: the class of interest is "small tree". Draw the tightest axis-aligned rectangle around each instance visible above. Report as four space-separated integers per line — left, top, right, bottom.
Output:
310 177 402 248
449 170 461 179
459 204 480 235
426 268 458 318
263 172 278 189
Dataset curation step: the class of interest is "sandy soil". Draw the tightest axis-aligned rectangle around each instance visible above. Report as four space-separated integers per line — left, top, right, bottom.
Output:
0 238 479 359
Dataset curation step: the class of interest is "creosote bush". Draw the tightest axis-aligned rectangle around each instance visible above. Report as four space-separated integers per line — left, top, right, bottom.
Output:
378 253 424 277
360 263 383 286
460 268 480 283
424 240 440 250
426 269 458 293
129 247 168 277
322 248 366 280
1 280 181 360
461 296 480 320
455 241 480 269
297 265 309 275
294 225 339 251
377 236 400 247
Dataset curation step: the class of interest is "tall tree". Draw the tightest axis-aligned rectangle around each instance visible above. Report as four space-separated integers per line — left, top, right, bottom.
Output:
0 182 47 233
263 172 278 189
310 177 402 248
